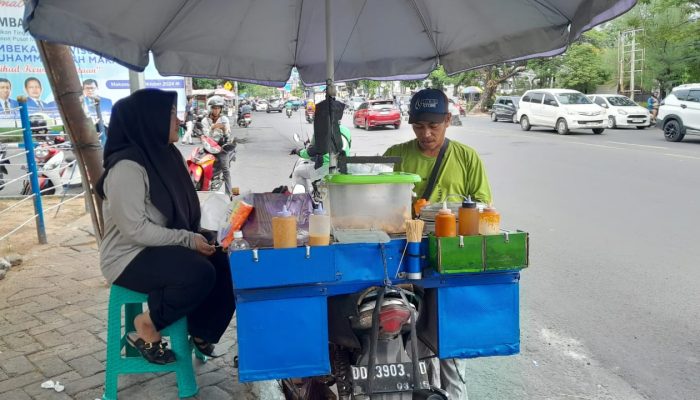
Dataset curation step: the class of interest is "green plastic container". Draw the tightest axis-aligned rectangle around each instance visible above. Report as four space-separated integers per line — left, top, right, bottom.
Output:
428 231 529 273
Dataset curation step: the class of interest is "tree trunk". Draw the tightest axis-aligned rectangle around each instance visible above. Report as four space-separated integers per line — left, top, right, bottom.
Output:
476 63 526 112
36 40 105 240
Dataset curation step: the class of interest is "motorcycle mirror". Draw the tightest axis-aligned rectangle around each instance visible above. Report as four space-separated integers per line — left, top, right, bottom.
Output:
293 133 301 143
291 184 306 194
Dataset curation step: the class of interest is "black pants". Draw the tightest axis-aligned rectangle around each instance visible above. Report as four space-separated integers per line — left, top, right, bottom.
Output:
114 246 235 343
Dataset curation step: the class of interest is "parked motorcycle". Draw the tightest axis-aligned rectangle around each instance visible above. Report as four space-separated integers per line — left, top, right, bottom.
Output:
0 143 9 192
186 135 236 192
286 107 293 118
21 141 81 195
238 112 252 128
282 285 447 400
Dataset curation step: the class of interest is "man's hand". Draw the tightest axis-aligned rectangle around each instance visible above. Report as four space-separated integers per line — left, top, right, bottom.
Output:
194 234 216 257
290 148 300 156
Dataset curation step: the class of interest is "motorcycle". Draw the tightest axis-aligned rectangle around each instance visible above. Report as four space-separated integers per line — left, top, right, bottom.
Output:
286 107 293 118
238 112 252 128
305 108 314 124
0 143 9 191
282 285 447 400
21 140 81 195
186 135 236 192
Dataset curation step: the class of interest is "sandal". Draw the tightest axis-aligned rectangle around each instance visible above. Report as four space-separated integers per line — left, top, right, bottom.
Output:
191 337 223 359
126 332 176 365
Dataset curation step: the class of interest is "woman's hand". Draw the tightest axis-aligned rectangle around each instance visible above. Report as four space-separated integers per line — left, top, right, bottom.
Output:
194 234 216 257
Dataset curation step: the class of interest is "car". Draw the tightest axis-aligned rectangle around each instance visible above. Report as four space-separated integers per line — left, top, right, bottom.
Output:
255 100 268 112
349 96 366 111
517 89 606 135
491 96 520 123
587 94 649 129
656 83 700 142
267 98 284 113
353 100 401 130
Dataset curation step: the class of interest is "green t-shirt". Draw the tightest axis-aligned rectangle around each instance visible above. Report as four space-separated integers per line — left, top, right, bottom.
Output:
383 139 492 204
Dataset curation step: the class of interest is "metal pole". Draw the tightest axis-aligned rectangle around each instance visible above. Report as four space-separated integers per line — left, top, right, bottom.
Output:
630 32 636 101
95 98 106 147
326 0 338 173
129 70 146 93
17 97 47 244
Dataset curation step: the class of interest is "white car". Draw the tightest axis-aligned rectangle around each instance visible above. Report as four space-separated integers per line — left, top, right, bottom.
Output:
517 89 606 135
255 100 268 112
349 96 366 111
587 94 650 129
656 83 700 142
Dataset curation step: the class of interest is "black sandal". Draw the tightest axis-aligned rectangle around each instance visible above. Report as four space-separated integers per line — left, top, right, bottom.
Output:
126 332 176 365
191 337 223 358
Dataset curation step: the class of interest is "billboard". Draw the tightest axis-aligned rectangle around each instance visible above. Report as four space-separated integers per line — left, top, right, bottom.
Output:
0 2 185 125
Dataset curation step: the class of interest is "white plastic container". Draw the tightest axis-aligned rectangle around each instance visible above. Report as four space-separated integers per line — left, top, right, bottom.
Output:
308 205 331 246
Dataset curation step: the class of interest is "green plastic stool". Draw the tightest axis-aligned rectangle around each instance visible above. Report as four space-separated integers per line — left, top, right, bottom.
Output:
103 285 207 400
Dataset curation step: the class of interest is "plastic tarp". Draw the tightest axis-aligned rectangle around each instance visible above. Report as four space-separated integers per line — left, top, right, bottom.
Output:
24 0 636 86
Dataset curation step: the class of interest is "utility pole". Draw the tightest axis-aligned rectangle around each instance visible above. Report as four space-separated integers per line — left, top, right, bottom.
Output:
618 29 645 100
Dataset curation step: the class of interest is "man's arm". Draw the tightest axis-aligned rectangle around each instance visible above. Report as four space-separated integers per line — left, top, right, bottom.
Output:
201 117 211 135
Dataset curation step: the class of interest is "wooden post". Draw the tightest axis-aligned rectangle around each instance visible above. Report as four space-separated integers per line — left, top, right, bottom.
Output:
35 40 105 240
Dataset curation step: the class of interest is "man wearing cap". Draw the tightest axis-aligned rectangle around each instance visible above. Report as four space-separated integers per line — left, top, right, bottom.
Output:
383 88 493 399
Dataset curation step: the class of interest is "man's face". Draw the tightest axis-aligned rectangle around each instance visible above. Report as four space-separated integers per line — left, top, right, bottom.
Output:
411 114 451 154
83 83 97 98
211 106 222 117
0 82 10 100
25 80 42 99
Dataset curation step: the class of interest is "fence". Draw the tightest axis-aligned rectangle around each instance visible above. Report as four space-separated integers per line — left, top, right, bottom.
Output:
0 100 87 245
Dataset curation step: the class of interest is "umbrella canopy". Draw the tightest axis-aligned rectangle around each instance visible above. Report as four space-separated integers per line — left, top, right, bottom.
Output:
463 86 483 94
23 0 636 86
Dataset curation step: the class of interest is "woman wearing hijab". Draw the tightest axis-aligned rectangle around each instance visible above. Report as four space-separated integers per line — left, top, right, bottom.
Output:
97 89 234 364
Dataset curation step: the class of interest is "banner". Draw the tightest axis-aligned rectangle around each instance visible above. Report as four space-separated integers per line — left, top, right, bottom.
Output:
0 2 185 124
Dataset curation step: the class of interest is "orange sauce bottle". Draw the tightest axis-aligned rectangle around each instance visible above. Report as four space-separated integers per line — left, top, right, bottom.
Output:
434 202 457 237
458 196 479 236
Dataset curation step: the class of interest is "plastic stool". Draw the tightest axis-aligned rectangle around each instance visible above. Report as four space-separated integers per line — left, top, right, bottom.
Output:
103 285 207 400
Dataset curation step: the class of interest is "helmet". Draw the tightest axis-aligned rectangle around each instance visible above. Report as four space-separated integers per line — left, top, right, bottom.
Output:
207 96 225 111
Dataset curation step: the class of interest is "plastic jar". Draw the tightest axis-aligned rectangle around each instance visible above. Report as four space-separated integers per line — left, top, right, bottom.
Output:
479 207 501 235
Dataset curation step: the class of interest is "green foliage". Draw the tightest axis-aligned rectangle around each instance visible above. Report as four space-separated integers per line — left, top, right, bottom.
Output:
192 78 221 89
556 43 610 93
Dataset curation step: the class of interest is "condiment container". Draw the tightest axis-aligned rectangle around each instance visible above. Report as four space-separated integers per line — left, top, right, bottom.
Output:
479 207 501 235
308 204 331 246
325 173 421 234
458 195 479 236
272 205 297 248
434 201 457 237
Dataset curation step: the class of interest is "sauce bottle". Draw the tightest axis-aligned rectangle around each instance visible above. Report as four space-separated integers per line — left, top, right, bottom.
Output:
272 205 297 248
479 207 501 235
434 201 457 237
458 196 479 236
308 204 331 246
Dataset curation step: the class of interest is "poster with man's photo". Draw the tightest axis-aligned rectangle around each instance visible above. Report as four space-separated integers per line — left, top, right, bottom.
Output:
0 2 186 126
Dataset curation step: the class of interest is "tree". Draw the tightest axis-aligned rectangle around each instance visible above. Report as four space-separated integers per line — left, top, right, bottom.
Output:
476 63 526 112
556 43 610 93
193 78 221 89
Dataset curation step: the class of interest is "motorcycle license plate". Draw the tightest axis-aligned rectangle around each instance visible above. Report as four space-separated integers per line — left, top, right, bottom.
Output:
351 361 429 395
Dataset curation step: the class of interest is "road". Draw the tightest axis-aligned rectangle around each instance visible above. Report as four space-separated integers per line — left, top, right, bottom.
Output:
4 109 698 399
226 110 698 400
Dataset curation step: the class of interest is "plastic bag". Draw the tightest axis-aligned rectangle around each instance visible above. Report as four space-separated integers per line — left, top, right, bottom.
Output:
199 192 231 231
218 192 255 248
242 193 314 248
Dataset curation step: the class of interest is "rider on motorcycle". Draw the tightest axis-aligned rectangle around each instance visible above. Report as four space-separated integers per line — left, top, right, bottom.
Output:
237 101 252 124
202 96 233 195
291 123 352 192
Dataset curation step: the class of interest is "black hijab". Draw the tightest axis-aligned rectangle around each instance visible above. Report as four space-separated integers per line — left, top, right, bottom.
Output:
96 89 200 232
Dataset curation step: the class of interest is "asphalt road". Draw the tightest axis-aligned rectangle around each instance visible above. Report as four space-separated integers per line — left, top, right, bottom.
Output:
4 110 697 399
227 110 698 400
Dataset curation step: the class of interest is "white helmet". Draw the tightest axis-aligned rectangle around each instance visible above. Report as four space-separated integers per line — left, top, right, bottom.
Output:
207 96 225 111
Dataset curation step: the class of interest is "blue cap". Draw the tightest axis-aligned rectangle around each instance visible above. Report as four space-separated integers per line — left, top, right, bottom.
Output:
409 88 449 123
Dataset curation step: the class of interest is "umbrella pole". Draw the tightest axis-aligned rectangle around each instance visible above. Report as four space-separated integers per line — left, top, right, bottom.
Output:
325 0 337 174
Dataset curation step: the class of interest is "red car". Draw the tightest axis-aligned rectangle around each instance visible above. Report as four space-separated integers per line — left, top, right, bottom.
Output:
353 100 401 130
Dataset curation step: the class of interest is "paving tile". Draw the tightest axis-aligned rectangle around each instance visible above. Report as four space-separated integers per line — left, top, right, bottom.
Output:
0 372 44 394
66 355 104 378
194 385 231 400
1 355 36 377
195 371 228 388
0 389 32 400
3 332 39 351
33 356 73 378
63 371 105 396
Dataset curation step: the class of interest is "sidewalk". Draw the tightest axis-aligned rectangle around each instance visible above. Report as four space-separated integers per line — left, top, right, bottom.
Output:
0 214 284 400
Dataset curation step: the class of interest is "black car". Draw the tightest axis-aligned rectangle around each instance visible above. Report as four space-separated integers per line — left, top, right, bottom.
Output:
267 98 284 113
491 96 520 123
